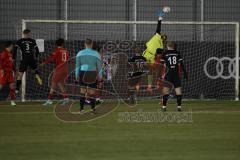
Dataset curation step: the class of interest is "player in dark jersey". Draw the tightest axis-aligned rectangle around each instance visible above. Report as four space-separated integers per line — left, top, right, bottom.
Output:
127 47 147 105
14 29 42 93
160 42 188 111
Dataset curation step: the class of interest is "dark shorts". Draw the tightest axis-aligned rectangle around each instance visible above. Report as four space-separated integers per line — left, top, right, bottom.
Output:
19 59 37 72
164 72 181 88
79 71 97 88
128 72 144 86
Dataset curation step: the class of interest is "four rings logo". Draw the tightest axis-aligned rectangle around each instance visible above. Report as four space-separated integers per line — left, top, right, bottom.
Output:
204 57 239 79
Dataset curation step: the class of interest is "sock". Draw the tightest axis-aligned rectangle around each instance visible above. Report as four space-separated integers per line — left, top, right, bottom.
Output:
162 94 169 106
48 93 53 100
62 92 68 99
9 88 16 100
147 75 153 86
176 95 182 107
16 80 22 91
128 87 135 97
80 97 86 110
90 98 96 110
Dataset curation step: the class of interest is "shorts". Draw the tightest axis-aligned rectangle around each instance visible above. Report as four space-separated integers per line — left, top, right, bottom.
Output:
79 71 97 88
52 67 68 84
142 50 155 64
164 73 181 88
19 59 38 72
0 70 14 85
128 72 144 86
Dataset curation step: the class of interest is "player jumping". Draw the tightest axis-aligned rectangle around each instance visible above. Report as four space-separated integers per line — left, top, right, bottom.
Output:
143 6 170 93
14 29 42 94
0 42 16 106
41 38 70 106
160 42 188 112
127 47 147 105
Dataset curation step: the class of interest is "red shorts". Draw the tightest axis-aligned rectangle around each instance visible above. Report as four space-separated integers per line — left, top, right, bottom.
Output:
51 67 68 84
0 70 14 85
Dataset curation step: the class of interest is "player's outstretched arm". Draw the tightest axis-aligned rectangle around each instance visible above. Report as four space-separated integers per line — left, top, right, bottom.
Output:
156 6 170 35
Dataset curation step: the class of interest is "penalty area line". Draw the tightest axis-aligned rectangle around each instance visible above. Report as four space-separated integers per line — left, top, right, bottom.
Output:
0 111 240 115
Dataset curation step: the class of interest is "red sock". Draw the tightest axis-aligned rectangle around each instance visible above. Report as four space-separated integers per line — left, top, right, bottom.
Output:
9 88 16 100
48 93 53 100
62 92 68 99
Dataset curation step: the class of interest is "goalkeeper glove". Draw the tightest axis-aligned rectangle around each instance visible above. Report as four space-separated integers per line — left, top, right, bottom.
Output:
158 11 165 19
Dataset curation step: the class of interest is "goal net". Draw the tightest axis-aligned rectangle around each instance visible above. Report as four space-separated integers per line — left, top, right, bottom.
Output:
15 20 239 101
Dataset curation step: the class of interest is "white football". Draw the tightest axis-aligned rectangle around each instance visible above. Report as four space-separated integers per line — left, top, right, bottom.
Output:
163 6 171 13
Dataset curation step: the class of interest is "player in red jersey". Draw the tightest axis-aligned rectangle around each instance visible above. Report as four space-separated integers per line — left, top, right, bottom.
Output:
40 38 70 106
0 42 16 106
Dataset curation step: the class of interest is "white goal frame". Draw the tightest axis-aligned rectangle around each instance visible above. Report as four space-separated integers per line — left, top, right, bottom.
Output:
21 19 239 101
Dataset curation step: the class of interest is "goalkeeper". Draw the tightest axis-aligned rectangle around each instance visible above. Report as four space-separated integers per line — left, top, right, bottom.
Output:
143 7 170 92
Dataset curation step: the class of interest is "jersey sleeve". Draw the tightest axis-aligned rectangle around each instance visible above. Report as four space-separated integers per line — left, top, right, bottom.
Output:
178 52 183 62
75 52 82 80
1 53 12 72
160 53 166 63
33 40 40 58
146 33 163 54
43 49 57 64
13 40 21 60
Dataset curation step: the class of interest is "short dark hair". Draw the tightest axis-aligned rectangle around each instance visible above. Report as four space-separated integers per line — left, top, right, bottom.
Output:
156 48 163 55
4 41 13 48
56 38 65 46
23 29 31 34
85 39 93 46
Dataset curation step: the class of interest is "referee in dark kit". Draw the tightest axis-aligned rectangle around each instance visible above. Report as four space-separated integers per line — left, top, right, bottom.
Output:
75 39 103 114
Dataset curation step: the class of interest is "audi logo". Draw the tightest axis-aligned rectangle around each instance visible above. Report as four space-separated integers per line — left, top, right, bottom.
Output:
204 57 239 79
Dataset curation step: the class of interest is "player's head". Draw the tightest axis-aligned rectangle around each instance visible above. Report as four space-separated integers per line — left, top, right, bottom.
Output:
156 48 163 56
56 38 65 47
22 29 31 38
133 46 141 56
4 41 14 52
85 39 93 48
162 34 168 44
167 41 176 50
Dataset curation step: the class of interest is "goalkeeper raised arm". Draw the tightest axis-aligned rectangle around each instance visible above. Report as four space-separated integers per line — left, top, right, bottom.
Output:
142 6 170 92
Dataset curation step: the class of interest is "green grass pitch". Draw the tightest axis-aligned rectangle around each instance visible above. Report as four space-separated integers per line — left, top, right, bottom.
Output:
0 100 240 160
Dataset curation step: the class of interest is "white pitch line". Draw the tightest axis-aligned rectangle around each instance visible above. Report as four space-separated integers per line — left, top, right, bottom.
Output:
0 111 240 115
0 112 53 115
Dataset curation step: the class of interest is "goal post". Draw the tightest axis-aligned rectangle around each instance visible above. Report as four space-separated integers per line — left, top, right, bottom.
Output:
21 19 239 101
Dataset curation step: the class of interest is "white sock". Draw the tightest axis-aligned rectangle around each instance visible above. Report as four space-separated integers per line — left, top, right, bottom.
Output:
162 106 166 109
158 17 163 21
177 106 181 109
